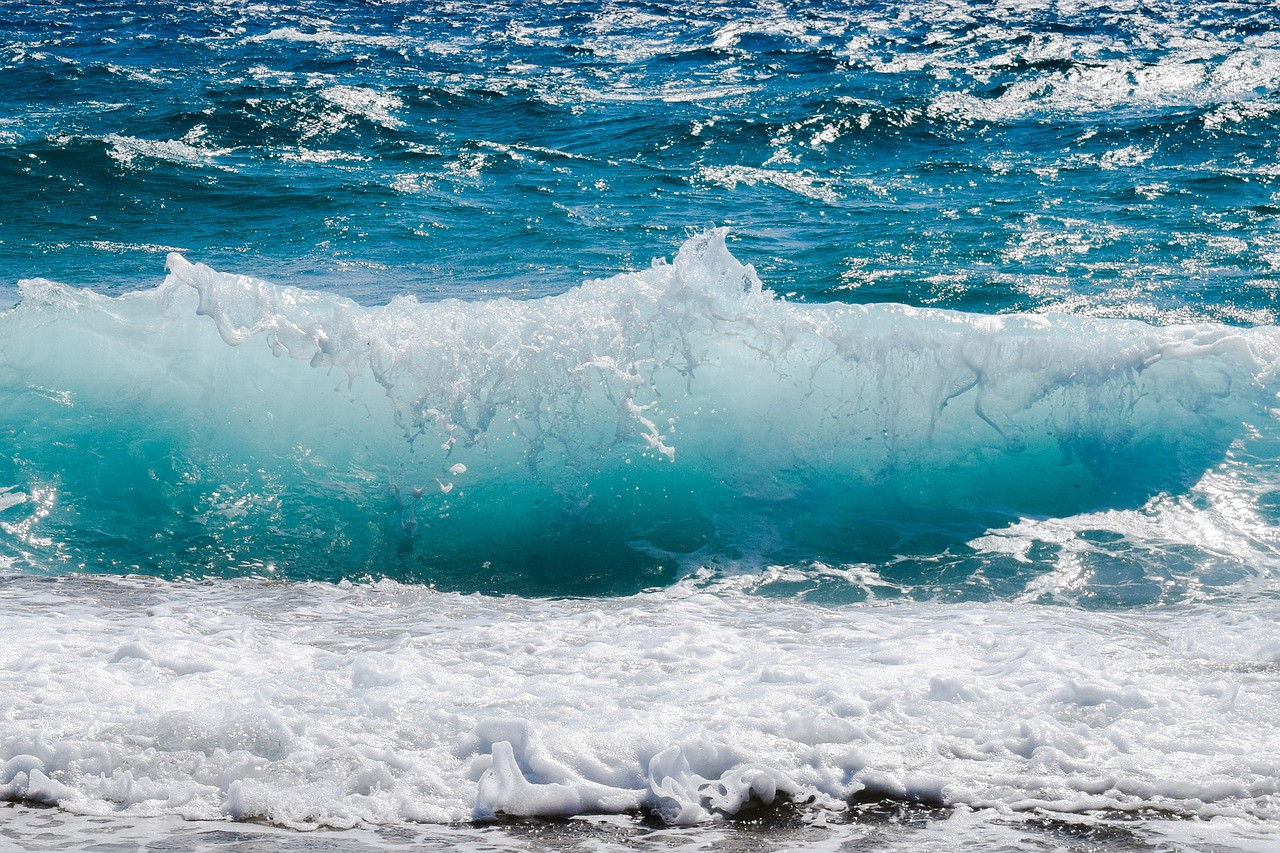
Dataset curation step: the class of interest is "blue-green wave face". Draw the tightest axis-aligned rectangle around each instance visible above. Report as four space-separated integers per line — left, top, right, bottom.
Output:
2 232 1275 599
2 0 1280 607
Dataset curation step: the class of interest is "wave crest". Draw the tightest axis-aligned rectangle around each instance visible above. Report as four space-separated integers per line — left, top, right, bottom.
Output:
1 232 1275 591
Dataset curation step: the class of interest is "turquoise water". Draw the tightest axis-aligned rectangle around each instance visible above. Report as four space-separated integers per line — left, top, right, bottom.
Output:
4 235 1277 601
3 1 1280 849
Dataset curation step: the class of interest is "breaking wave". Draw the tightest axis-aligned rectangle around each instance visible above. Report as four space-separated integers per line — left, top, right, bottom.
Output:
1 232 1276 594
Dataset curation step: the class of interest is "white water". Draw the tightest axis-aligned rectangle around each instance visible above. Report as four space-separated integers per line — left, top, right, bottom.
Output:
1 573 1278 835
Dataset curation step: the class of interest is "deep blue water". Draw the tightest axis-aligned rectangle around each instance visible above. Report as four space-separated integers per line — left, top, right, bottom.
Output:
2 0 1278 316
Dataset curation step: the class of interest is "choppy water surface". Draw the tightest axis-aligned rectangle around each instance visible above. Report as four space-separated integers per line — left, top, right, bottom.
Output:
2 1 1280 850
2 0 1279 315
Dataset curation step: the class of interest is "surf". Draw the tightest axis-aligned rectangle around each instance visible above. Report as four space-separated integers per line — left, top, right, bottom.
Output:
1 231 1275 594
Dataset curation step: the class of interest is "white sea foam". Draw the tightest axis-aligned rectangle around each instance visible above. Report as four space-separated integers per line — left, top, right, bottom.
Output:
696 165 841 203
971 457 1280 605
710 18 827 51
88 240 188 254
0 574 1278 832
0 487 26 513
277 147 370 165
103 129 233 170
248 27 406 50
319 86 405 130
929 47 1280 123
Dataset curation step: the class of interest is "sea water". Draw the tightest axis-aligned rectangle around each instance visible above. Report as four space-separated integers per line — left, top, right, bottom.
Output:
2 1 1280 850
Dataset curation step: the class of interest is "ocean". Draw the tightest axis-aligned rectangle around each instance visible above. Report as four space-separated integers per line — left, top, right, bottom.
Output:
2 0 1279 849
